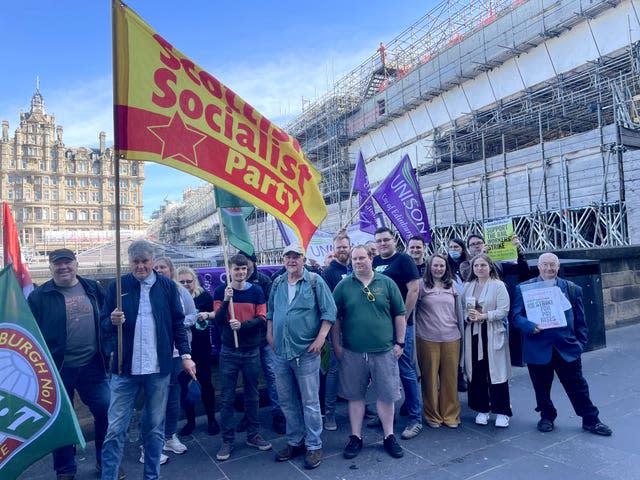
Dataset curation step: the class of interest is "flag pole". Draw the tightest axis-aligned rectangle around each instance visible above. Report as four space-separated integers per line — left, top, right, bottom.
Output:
216 208 239 349
112 0 123 374
340 191 375 231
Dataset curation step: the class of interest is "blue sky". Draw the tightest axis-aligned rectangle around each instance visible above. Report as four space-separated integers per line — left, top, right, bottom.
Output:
1 1 435 219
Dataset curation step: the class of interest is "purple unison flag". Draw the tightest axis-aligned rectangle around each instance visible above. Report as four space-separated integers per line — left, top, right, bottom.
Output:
352 152 377 234
372 154 432 243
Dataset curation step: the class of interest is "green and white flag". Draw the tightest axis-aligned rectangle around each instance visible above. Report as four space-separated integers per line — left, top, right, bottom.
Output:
214 188 255 256
0 265 85 480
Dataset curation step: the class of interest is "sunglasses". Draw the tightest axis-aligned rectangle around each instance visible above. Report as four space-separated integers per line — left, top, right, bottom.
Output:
179 279 194 285
362 286 375 302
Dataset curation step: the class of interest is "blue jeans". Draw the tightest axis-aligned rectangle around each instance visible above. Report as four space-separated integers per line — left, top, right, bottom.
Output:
54 355 110 475
260 342 283 417
324 336 339 415
397 324 423 425
219 345 261 442
101 373 170 480
164 357 183 438
273 350 323 450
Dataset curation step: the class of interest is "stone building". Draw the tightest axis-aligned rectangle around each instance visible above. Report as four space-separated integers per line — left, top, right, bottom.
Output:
0 87 145 255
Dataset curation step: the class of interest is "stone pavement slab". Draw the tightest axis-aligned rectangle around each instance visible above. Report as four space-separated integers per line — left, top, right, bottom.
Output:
19 323 640 480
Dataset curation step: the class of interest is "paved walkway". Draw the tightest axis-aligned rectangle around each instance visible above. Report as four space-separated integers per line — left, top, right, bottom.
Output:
20 323 640 480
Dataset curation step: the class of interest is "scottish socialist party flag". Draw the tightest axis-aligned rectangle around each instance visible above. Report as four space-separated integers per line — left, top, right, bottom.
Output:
373 154 431 243
0 265 85 479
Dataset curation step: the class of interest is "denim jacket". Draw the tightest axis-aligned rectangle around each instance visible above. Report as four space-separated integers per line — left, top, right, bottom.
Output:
267 270 336 360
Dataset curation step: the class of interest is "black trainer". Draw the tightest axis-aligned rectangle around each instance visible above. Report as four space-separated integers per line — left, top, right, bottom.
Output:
583 422 612 436
343 435 363 459
537 418 554 432
383 434 403 458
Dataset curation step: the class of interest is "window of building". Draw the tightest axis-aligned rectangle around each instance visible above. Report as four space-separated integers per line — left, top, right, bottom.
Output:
78 162 87 172
66 210 75 221
109 192 114 202
66 163 74 173
120 210 131 220
78 178 88 187
43 177 49 185
22 159 28 169
120 179 128 189
52 209 58 220
8 175 14 184
44 190 49 200
91 211 101 221
92 162 100 174
52 191 58 200
35 191 41 200
91 178 100 187
9 159 16 168
39 161 46 171
79 210 89 221
92 192 100 202
79 192 87 202
66 191 74 201
120 193 128 204
51 176 58 185
66 178 75 186
8 190 13 200
51 159 58 171
119 164 128 175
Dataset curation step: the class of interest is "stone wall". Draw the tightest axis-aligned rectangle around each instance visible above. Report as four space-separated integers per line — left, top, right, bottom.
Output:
546 246 640 328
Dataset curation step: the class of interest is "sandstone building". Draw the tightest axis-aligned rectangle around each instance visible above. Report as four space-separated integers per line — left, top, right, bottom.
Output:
0 87 145 255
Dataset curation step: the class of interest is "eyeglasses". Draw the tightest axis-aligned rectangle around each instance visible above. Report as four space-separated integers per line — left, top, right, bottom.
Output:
362 286 375 302
179 279 193 284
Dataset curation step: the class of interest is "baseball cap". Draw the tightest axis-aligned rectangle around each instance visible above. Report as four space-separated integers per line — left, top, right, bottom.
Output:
49 248 76 263
282 244 305 256
179 375 202 410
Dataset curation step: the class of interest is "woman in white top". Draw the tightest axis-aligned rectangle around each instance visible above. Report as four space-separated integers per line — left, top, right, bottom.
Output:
415 254 463 428
460 253 512 428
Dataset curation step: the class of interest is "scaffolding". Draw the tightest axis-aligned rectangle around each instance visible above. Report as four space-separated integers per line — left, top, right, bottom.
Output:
286 0 516 206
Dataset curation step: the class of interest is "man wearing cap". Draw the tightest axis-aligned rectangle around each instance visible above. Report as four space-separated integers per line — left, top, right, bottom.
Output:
266 244 337 470
28 249 121 480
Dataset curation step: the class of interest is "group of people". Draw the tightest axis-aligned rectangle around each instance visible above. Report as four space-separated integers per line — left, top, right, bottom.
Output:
28 230 612 480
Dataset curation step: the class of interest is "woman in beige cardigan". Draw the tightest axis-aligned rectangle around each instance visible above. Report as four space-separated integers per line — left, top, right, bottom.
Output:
460 254 512 428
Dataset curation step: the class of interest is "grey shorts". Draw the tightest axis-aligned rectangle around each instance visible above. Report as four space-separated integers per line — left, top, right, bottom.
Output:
338 348 401 403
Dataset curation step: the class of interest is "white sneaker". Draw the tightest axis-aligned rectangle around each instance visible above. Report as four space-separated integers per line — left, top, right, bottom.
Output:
163 433 187 454
475 412 490 425
139 446 169 465
495 414 510 428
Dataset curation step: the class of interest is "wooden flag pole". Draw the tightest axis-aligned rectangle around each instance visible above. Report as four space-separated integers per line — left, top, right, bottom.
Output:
217 208 239 349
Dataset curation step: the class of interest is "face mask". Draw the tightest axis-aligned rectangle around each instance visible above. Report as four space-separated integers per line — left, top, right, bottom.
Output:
448 250 461 260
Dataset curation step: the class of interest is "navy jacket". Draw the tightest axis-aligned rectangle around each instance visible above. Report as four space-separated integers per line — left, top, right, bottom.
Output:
28 275 107 370
512 276 587 364
322 259 350 292
101 273 190 375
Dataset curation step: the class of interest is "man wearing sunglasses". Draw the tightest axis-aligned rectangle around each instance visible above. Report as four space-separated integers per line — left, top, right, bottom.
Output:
332 245 406 459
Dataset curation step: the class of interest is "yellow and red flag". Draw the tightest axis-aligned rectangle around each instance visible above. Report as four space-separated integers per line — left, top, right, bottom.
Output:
112 1 327 249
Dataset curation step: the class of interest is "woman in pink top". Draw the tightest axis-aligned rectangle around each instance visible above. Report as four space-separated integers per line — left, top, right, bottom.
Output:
415 254 463 428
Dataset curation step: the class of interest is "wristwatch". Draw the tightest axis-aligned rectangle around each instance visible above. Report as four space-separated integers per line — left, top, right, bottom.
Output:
395 341 406 348
181 354 192 360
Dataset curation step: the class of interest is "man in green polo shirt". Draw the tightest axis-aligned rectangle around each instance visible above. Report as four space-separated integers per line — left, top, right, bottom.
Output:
332 244 406 460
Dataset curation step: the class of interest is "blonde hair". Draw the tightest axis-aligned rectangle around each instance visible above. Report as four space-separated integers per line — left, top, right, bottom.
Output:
176 266 204 297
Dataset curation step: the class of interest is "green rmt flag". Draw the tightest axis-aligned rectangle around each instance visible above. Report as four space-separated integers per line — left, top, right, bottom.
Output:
214 188 256 256
0 265 85 480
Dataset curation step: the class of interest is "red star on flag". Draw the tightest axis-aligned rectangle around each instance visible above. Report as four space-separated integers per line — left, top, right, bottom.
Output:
148 112 207 166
